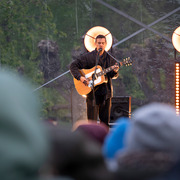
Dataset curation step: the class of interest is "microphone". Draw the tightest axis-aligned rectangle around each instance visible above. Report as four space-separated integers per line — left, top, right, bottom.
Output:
98 48 102 52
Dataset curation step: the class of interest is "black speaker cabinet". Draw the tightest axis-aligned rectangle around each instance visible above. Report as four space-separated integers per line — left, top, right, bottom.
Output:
110 96 131 123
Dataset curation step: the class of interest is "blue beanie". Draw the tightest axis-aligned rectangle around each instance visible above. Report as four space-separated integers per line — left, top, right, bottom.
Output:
103 117 130 159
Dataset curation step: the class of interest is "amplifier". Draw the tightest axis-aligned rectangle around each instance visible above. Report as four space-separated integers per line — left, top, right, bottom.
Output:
110 96 131 123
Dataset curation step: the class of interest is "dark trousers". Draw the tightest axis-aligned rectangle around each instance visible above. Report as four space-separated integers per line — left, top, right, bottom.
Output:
86 97 111 127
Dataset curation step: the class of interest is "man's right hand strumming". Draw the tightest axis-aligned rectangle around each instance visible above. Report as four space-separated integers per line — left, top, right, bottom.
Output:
80 76 89 86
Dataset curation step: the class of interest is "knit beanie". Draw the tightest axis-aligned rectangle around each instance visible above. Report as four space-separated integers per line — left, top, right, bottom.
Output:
103 117 130 159
125 103 180 159
0 69 49 180
75 123 109 145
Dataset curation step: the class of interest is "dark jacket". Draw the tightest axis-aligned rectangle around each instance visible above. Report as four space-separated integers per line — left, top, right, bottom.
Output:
70 49 118 101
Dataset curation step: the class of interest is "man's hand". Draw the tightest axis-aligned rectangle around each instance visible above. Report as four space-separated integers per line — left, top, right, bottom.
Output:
114 63 120 73
80 76 89 86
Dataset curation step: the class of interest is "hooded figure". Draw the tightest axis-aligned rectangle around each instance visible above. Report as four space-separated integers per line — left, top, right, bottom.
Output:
0 69 49 180
115 103 180 180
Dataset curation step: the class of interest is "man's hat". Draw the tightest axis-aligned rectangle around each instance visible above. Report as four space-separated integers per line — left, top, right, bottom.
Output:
84 26 113 52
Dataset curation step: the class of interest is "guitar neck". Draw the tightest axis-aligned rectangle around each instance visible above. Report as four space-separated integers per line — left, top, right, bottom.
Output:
96 57 132 77
97 65 116 77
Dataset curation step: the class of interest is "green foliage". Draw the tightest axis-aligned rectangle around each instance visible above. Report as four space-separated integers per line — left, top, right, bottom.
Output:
0 0 58 77
47 0 93 69
120 66 145 99
39 88 69 120
146 70 154 89
0 0 179 120
159 68 166 90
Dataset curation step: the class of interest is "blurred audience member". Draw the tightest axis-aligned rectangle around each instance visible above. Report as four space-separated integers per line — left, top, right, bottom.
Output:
43 126 114 180
73 120 109 146
103 117 130 159
114 103 180 180
0 69 49 180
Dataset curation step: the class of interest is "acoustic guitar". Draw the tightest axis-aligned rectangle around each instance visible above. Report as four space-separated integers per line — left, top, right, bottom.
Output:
73 57 132 96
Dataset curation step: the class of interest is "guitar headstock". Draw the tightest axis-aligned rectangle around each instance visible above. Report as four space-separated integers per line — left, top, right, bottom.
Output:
122 57 133 66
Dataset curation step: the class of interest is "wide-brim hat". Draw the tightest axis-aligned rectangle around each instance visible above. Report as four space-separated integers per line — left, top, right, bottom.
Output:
84 26 113 52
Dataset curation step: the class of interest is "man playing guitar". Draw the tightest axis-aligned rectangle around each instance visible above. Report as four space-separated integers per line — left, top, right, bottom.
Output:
70 34 119 127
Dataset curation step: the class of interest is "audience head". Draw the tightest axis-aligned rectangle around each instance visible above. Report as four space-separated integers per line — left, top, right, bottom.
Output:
114 103 180 180
72 120 109 146
45 126 113 180
125 102 180 159
103 117 130 159
0 69 49 180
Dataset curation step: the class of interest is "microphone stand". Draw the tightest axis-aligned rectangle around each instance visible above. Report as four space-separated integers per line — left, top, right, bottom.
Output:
91 49 101 120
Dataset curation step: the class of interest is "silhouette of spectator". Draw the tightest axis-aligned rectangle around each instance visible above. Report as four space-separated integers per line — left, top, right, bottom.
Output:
114 103 180 180
0 69 49 180
44 126 114 180
72 120 109 146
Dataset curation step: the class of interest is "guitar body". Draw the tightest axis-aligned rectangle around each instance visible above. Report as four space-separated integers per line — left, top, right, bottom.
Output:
73 65 106 95
73 57 132 96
